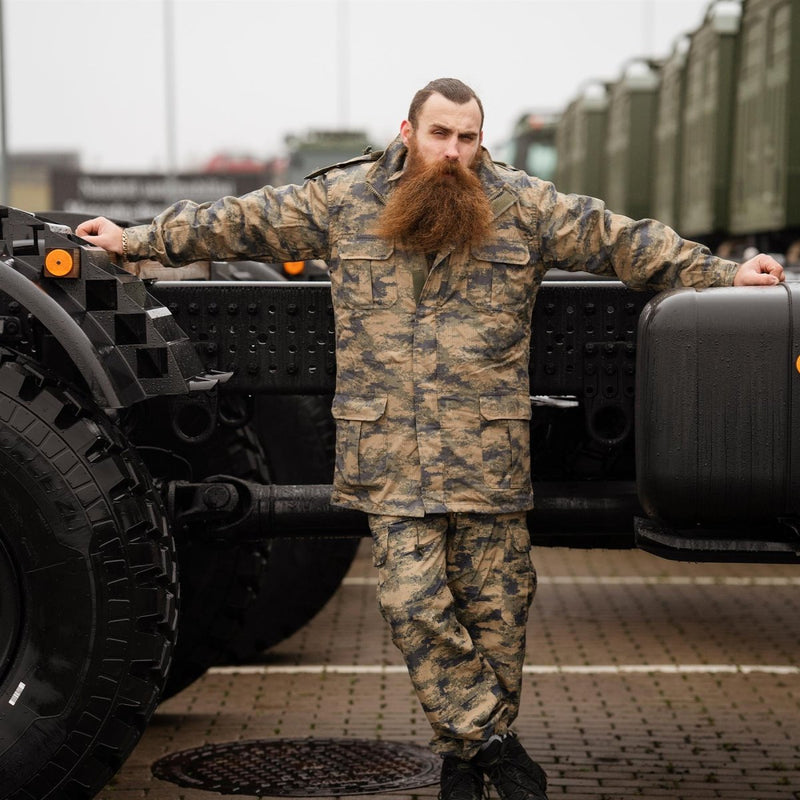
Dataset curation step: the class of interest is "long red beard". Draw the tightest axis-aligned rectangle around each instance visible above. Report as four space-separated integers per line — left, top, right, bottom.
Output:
376 142 493 253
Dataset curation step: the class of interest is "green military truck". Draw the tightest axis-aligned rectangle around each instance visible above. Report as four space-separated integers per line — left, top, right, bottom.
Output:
284 129 374 186
555 0 800 261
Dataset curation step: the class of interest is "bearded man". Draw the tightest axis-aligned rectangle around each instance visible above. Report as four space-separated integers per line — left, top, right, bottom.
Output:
77 78 783 800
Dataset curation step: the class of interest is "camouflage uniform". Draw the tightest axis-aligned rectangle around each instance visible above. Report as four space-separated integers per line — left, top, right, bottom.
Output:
370 511 535 757
125 135 739 758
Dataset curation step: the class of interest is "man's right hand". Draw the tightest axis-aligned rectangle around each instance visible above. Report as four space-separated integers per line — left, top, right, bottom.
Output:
74 217 125 255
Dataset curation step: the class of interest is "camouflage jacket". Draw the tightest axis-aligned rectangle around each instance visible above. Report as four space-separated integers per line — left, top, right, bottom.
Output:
126 136 739 517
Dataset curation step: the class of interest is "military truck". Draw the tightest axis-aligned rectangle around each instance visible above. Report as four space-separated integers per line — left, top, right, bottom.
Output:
494 112 559 183
552 0 800 261
1 200 798 799
283 129 375 186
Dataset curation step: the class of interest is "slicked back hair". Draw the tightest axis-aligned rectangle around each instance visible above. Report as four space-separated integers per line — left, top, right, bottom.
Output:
407 78 485 131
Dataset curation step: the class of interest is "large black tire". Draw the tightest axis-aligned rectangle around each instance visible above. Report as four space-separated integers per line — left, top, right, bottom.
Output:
0 356 177 800
124 398 270 699
226 395 360 659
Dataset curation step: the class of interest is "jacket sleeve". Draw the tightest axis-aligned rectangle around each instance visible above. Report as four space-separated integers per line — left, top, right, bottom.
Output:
124 178 330 267
533 181 739 290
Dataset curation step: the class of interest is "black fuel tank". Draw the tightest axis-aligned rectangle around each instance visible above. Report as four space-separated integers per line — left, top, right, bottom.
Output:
635 283 800 526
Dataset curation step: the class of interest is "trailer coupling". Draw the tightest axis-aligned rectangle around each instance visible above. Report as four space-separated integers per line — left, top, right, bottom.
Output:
168 478 369 540
166 477 645 545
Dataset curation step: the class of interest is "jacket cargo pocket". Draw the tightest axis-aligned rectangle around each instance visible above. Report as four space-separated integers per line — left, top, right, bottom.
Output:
480 394 532 489
336 238 397 309
468 240 531 311
331 394 388 488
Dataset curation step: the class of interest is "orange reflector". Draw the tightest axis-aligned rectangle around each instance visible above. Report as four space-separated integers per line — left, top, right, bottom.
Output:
796 354 800 374
283 261 305 276
44 248 75 277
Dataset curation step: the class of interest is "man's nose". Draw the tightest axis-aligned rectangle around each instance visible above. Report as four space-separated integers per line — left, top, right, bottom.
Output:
443 137 460 160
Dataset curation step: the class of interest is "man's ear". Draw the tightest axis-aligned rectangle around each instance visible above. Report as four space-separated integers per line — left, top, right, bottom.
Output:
400 120 413 147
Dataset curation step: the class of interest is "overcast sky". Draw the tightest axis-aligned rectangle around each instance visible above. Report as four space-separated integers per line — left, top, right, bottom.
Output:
3 0 712 172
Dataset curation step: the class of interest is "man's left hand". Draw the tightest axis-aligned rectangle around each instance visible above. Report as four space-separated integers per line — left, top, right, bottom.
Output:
733 253 785 286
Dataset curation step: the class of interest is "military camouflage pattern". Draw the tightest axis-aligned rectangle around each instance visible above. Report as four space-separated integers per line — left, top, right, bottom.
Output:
126 135 739 518
368 511 535 758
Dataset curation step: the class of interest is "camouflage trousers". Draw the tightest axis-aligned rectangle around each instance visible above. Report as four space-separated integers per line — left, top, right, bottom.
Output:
368 511 536 759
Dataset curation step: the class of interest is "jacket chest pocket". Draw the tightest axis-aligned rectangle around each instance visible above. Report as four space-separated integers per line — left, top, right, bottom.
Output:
332 394 388 488
467 241 531 311
480 394 532 489
335 239 397 309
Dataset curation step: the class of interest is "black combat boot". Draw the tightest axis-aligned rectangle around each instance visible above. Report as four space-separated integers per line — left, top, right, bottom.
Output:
472 732 548 800
439 754 487 800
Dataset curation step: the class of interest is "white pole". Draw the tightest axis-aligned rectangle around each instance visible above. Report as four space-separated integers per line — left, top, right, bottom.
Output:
642 0 655 55
337 0 349 128
0 0 9 204
164 0 177 174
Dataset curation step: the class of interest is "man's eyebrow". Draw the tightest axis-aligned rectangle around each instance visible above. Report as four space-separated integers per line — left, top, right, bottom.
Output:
427 121 479 137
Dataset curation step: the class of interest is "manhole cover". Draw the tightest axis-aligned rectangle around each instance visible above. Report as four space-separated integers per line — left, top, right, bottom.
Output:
152 737 441 796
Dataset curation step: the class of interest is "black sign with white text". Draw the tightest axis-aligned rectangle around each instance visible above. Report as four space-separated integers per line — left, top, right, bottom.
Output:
51 170 272 221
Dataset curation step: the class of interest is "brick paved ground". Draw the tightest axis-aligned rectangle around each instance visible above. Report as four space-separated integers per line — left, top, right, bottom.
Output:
101 541 800 800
